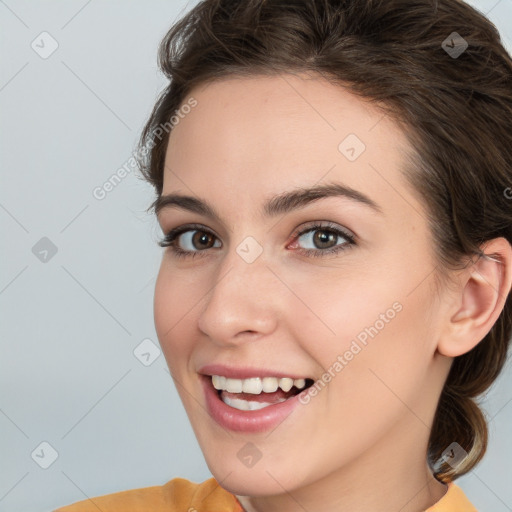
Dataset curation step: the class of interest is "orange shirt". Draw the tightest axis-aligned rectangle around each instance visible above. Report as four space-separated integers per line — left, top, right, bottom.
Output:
53 477 477 511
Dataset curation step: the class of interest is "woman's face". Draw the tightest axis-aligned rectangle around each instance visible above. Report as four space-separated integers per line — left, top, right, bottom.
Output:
154 73 453 496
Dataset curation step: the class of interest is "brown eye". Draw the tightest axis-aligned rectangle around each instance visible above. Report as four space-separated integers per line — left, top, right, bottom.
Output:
296 227 350 251
158 224 222 257
289 222 356 258
311 230 338 249
175 229 221 252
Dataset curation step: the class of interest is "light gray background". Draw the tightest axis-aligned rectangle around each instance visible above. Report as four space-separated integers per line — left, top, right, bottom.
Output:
1 1 511 511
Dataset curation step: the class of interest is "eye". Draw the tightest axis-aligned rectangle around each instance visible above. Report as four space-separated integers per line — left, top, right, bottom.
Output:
288 221 356 257
158 223 221 259
158 221 356 259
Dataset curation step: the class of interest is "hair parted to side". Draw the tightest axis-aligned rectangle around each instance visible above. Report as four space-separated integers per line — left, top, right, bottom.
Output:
137 0 512 483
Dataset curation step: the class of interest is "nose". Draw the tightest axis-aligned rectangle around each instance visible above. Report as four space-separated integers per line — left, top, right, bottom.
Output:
197 245 281 348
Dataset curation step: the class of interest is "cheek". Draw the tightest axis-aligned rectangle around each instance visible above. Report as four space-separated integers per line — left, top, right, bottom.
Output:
279 263 408 369
294 258 436 411
153 262 199 373
318 280 436 435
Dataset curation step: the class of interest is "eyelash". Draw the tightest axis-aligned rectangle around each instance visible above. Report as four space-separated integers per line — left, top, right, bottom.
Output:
158 221 356 259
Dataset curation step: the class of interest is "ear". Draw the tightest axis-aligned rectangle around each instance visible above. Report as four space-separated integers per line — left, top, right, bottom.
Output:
437 237 512 358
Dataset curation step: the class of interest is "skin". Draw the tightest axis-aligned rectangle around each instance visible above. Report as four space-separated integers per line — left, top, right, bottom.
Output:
153 72 512 512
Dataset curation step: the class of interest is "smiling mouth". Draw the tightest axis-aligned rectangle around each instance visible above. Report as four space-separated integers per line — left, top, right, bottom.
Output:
211 375 315 411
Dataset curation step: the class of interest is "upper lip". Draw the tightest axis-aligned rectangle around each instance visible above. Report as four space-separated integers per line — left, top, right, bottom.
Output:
199 364 310 380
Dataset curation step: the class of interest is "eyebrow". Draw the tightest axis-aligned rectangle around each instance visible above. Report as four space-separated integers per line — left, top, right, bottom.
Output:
153 182 383 222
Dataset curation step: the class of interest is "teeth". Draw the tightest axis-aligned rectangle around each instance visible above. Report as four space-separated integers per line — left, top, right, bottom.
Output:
222 395 286 411
262 377 279 392
211 375 308 394
279 377 294 392
242 377 263 394
225 378 243 393
212 375 226 390
294 378 306 389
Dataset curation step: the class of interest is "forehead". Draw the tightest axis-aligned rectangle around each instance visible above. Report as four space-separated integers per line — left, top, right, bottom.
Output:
167 72 394 160
163 73 421 222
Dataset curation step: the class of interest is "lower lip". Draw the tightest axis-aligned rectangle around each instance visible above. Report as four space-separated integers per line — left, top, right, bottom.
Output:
201 375 305 433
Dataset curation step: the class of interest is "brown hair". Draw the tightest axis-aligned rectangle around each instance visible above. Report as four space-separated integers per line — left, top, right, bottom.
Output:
137 0 512 483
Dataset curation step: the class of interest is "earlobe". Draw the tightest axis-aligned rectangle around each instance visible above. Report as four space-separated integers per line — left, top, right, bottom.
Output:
437 237 512 358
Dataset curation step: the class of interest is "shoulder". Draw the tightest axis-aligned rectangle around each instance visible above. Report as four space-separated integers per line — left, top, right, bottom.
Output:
53 477 243 512
426 481 478 511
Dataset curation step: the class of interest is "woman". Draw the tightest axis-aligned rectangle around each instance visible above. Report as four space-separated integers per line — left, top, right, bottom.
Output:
55 0 512 510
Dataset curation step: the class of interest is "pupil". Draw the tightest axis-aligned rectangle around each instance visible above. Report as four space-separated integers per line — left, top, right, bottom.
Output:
194 231 212 249
314 230 335 249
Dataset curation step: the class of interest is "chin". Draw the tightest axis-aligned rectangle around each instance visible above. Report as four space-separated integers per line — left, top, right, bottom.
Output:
203 451 313 497
210 468 295 497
